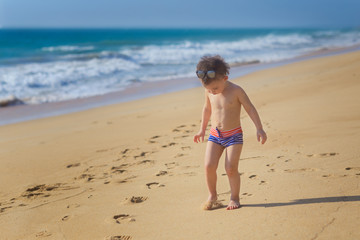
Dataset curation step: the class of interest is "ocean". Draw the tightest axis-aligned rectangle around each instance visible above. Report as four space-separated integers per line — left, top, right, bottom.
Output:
1 28 360 105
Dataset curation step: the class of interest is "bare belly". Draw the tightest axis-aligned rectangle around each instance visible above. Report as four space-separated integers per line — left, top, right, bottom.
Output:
210 110 241 131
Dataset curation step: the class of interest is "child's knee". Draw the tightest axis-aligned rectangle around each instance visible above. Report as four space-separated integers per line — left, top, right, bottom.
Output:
205 162 218 172
225 165 239 176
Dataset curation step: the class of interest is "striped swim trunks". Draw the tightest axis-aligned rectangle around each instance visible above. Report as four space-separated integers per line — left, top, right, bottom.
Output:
208 126 243 148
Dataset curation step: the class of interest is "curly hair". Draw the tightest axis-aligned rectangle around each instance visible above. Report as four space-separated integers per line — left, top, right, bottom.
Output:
196 55 230 85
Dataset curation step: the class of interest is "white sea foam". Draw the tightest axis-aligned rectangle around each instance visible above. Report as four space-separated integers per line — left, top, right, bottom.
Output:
42 45 95 52
0 57 140 103
119 33 317 66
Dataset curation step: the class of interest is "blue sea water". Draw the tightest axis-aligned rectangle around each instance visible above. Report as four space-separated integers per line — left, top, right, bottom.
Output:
1 28 360 105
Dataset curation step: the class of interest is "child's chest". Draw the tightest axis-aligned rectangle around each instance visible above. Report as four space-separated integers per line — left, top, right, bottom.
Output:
209 93 239 110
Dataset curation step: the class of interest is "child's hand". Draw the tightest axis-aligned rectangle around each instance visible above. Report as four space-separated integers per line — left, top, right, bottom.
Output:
257 129 267 144
193 131 205 143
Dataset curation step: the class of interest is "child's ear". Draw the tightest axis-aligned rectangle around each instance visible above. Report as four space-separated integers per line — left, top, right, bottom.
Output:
224 75 228 81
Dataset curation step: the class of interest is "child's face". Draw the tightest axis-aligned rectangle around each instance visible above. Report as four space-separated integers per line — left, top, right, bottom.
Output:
203 76 228 95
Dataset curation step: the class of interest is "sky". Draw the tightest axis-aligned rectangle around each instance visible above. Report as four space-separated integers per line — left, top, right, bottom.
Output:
1 0 360 29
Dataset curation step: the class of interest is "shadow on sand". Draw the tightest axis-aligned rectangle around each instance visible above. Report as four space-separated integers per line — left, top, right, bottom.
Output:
242 195 360 208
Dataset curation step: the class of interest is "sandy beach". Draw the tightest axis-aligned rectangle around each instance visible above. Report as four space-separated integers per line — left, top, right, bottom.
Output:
1 50 360 239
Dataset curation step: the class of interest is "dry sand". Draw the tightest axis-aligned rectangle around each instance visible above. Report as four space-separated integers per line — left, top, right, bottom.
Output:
0 51 360 240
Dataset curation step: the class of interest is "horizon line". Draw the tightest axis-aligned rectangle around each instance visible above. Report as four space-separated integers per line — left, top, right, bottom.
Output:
1 25 359 30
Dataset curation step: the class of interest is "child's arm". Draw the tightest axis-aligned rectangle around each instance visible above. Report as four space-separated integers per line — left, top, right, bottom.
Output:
237 87 267 144
194 90 211 143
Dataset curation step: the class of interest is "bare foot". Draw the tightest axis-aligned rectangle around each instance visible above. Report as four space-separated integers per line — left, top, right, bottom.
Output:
226 200 241 210
202 200 224 210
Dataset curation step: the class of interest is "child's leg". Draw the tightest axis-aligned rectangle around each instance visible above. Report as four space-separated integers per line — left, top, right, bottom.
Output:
224 144 243 210
204 141 224 202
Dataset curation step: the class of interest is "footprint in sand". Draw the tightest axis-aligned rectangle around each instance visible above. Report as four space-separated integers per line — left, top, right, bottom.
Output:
21 183 71 199
174 135 190 139
137 159 155 165
175 153 186 158
146 182 165 189
134 152 149 159
345 167 360 176
148 135 161 144
111 166 127 174
242 193 253 197
113 214 135 224
181 146 192 151
61 215 71 221
259 180 267 185
162 142 177 148
96 149 110 153
35 230 52 237
75 173 95 182
0 206 12 213
146 182 159 189
66 163 80 168
165 162 178 169
119 163 130 168
322 174 335 178
124 196 148 204
156 171 168 176
345 167 360 171
249 175 257 179
105 236 132 240
173 124 195 134
67 203 80 209
284 168 317 173
307 153 338 158
121 148 130 155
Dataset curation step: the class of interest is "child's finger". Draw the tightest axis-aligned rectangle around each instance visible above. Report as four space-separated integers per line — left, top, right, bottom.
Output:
264 135 267 143
261 135 267 144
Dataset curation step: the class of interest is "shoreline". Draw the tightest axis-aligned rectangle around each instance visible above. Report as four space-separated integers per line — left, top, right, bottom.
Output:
1 43 360 126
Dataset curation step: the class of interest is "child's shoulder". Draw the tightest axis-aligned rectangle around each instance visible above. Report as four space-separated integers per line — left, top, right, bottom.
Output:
227 81 247 100
228 81 245 92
